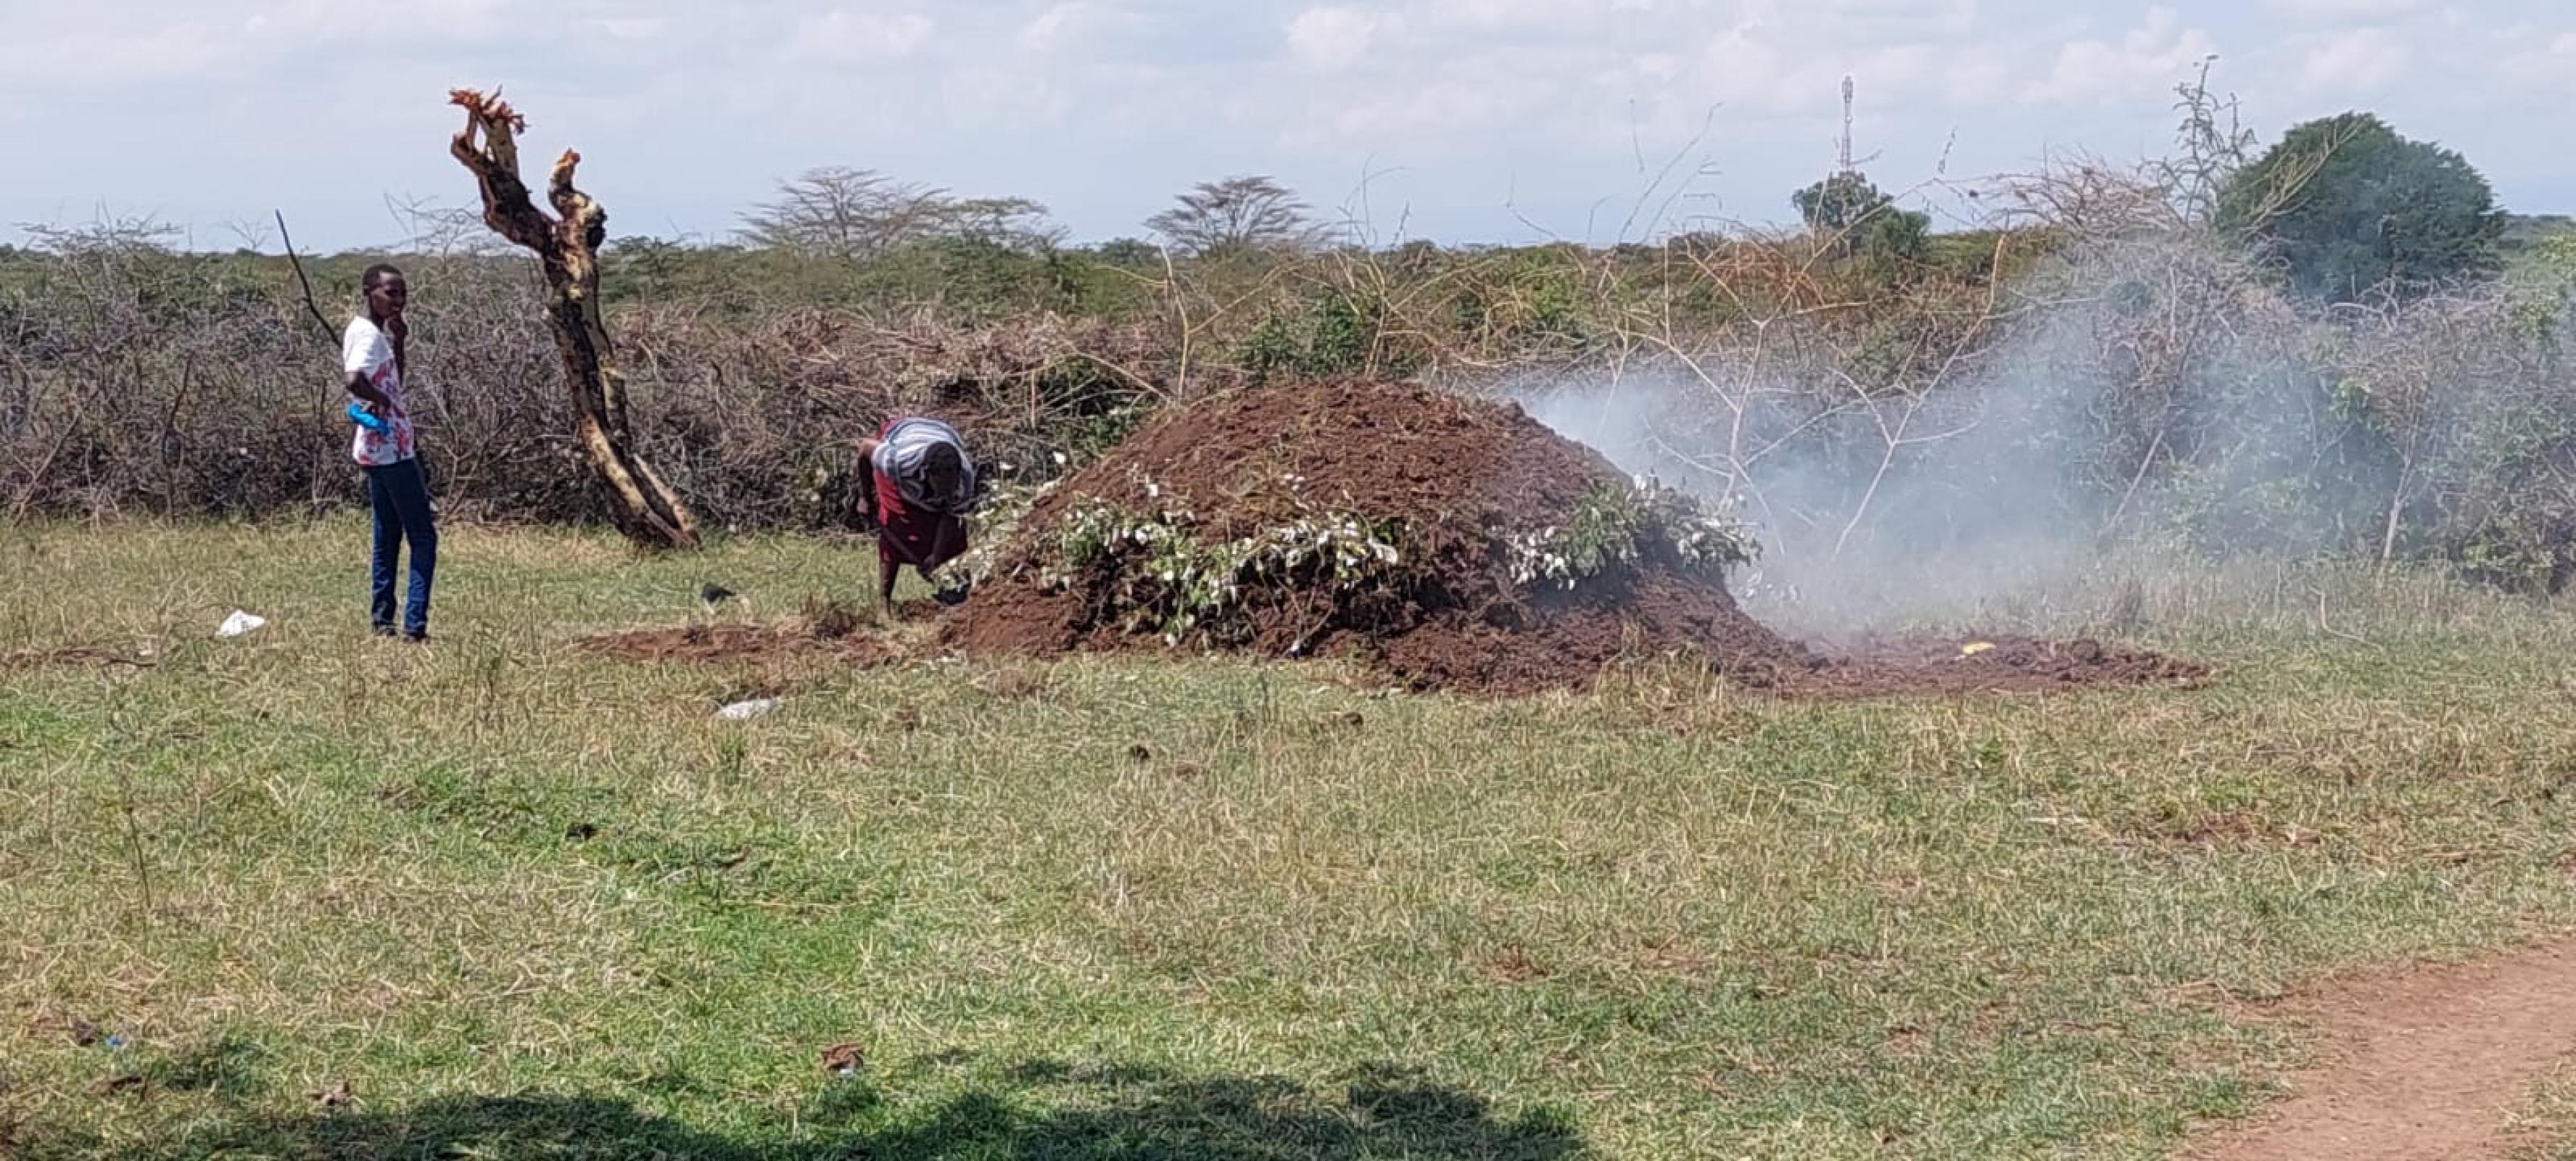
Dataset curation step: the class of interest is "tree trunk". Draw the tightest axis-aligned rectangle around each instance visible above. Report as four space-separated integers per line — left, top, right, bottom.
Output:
446 89 701 550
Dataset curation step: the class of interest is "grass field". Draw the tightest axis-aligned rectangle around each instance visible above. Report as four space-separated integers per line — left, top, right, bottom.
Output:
6 518 2576 1160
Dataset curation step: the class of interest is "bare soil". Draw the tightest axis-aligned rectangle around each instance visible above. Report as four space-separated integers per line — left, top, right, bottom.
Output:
1813 633 2210 698
575 619 897 667
2190 939 2576 1161
0 646 154 672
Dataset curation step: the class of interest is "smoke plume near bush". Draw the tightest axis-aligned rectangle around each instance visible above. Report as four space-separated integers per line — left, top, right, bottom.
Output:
1506 218 2576 632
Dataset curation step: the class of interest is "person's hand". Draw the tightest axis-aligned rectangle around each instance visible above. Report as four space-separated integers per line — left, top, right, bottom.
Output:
386 315 410 343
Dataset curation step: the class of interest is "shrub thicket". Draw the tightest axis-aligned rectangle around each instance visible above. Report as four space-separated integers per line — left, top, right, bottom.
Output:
4 143 2572 590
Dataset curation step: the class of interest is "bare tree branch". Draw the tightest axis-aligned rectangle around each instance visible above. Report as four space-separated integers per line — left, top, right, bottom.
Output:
448 87 702 550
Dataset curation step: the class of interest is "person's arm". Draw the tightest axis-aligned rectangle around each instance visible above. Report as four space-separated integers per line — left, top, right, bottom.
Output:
852 437 883 530
342 322 397 415
345 370 395 414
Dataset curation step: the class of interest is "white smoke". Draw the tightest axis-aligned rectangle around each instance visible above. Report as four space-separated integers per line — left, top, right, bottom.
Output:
1501 235 2299 635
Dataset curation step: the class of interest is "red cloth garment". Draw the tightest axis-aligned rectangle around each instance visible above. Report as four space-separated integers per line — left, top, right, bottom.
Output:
872 418 970 571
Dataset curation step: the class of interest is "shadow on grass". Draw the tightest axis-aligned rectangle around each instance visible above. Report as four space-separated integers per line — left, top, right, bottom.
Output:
22 1059 1584 1160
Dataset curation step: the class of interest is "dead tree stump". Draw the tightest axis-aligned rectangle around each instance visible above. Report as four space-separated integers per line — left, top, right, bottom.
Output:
447 88 701 550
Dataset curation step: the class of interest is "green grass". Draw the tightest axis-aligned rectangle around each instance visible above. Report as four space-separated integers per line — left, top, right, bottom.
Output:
6 518 2576 1159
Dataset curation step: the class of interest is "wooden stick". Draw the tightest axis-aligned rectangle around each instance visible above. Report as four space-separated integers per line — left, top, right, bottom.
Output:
274 210 337 347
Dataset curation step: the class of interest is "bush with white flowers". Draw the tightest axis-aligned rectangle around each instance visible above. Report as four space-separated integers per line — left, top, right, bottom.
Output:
933 477 1059 591
1040 475 1406 645
1506 476 1756 590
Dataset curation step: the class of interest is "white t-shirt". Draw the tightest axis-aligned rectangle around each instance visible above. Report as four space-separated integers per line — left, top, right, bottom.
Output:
342 316 415 467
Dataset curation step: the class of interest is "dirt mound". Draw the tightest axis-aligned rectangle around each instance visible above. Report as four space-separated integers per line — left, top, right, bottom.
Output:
942 380 1810 694
942 379 2200 697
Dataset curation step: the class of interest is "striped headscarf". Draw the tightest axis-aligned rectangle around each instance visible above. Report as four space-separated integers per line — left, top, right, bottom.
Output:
872 417 978 514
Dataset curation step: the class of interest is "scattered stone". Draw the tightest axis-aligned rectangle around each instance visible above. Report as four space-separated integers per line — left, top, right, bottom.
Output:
215 611 268 639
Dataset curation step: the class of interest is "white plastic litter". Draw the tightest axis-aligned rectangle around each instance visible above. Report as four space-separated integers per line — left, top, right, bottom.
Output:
716 697 782 721
215 611 268 638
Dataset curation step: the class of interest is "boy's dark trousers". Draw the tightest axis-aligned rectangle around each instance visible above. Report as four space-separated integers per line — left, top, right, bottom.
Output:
365 458 437 637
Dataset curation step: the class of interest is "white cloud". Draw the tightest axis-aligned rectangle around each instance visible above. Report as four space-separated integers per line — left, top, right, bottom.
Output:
1691 30 1934 115
2299 26 2411 92
1 0 541 89
2023 8 2218 104
1939 50 2013 103
792 9 934 61
244 0 521 46
1260 0 2017 162
2493 27 2576 93
0 19 252 88
1019 1 1141 51
1424 0 1644 30
1019 4 1079 50
944 64 1074 125
601 17 667 40
1427 0 1560 25
1286 6 1385 69
2264 0 2424 17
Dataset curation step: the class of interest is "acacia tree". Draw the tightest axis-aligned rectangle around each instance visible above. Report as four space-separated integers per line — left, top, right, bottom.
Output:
447 88 701 549
1145 176 1321 256
741 167 1056 260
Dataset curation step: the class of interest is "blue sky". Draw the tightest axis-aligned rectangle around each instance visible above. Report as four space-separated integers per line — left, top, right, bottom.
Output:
6 0 2571 252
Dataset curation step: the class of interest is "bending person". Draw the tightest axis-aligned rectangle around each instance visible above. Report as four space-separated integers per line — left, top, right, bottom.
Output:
856 416 980 612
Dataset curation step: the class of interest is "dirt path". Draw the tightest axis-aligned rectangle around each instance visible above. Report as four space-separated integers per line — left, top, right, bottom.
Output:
2191 939 2576 1161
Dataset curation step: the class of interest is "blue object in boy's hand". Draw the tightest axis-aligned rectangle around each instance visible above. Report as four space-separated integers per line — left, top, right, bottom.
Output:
348 400 390 433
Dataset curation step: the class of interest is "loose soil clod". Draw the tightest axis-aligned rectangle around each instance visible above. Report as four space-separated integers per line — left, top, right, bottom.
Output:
1807 633 2210 697
942 379 2203 697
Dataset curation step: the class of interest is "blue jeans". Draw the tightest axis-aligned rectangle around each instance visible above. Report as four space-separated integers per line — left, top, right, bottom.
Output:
365 459 438 636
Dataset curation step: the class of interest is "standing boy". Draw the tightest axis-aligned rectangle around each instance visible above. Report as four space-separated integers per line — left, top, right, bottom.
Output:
344 264 437 640
856 416 979 612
